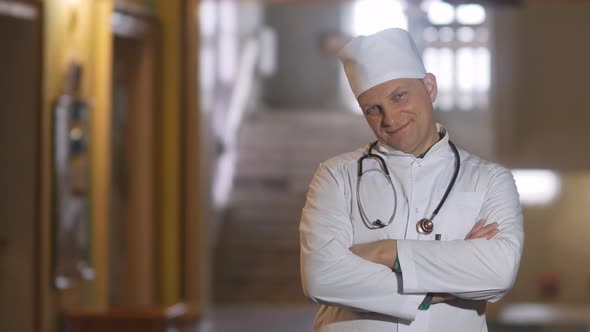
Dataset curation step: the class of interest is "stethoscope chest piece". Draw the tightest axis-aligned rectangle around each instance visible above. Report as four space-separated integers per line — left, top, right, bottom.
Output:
416 218 434 235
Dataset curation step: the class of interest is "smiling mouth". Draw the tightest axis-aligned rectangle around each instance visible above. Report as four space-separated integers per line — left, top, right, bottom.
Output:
387 121 411 134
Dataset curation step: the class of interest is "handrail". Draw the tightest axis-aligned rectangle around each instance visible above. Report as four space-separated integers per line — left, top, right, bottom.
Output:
212 27 276 208
221 26 276 148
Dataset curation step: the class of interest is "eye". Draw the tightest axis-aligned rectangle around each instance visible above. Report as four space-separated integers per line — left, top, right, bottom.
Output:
364 105 379 115
393 91 407 102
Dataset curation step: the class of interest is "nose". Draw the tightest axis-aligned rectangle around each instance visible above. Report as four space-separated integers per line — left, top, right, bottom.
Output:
381 105 400 127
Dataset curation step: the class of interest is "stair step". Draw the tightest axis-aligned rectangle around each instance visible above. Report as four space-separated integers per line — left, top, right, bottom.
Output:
213 110 375 306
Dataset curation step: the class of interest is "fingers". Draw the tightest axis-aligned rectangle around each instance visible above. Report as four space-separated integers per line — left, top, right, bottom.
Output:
466 220 499 240
464 219 485 240
482 226 500 240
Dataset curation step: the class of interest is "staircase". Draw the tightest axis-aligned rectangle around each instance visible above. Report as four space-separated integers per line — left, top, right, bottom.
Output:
212 110 374 305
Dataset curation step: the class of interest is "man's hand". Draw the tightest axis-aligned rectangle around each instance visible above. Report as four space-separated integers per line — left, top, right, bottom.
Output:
465 219 499 240
350 239 397 268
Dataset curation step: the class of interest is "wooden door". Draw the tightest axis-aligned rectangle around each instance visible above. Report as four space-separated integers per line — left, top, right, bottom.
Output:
0 2 42 331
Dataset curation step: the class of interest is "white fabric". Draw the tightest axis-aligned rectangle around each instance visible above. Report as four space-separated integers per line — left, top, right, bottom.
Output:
338 28 427 98
300 125 524 332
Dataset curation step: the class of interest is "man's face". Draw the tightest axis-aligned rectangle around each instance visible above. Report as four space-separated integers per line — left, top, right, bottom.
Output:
357 73 439 156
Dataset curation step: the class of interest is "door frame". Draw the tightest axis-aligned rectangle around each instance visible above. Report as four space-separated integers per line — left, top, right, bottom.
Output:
110 3 160 307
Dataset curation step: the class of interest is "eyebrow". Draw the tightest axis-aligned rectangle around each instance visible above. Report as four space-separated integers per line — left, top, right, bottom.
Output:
359 84 407 108
387 86 406 99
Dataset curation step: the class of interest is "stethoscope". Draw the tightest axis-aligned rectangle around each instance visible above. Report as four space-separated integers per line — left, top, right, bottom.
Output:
356 139 460 235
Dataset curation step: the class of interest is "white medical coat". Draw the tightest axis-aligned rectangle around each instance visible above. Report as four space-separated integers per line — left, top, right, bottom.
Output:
300 128 524 332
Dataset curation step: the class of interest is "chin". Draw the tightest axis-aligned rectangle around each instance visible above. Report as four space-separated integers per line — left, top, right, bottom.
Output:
384 141 404 151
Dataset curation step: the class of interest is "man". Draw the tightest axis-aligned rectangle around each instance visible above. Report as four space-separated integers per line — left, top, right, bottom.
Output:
299 28 523 331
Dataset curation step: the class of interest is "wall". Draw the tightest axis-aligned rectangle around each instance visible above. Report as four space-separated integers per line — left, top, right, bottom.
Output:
263 3 345 109
507 172 590 304
490 3 590 305
238 2 265 111
435 109 496 162
493 4 590 170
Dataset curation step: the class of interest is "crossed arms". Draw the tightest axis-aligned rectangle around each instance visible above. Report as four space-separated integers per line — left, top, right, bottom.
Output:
299 163 524 321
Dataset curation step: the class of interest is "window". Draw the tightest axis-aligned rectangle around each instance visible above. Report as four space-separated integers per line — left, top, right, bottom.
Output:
353 0 408 36
346 0 491 113
512 170 561 205
344 0 409 113
418 0 491 112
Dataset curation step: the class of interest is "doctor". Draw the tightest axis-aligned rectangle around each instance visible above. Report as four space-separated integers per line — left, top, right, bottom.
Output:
300 28 524 332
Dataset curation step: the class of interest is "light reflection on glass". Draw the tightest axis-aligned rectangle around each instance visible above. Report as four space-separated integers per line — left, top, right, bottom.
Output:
426 1 454 25
353 0 408 36
512 170 561 205
456 4 486 25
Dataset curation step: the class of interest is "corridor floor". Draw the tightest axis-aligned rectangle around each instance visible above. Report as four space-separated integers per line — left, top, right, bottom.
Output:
193 305 318 332
186 305 588 332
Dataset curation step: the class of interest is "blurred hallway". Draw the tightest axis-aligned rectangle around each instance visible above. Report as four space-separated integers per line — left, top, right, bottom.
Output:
212 110 373 305
3 0 590 331
194 305 317 332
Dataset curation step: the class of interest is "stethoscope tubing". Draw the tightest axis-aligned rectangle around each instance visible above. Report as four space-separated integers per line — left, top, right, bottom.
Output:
357 139 460 230
428 140 460 221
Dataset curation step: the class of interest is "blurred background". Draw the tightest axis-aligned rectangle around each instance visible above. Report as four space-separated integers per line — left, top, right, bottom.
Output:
1 0 590 331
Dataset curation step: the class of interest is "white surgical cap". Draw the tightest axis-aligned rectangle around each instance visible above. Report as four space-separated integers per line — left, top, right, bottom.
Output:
338 28 426 98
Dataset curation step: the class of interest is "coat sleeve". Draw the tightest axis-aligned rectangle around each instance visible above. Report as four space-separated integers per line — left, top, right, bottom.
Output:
300 163 424 320
396 167 524 302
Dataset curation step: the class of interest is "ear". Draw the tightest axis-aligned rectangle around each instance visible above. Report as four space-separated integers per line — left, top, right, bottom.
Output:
423 73 438 103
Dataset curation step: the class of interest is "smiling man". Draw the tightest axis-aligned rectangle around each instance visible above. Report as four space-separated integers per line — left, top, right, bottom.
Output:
300 28 524 331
